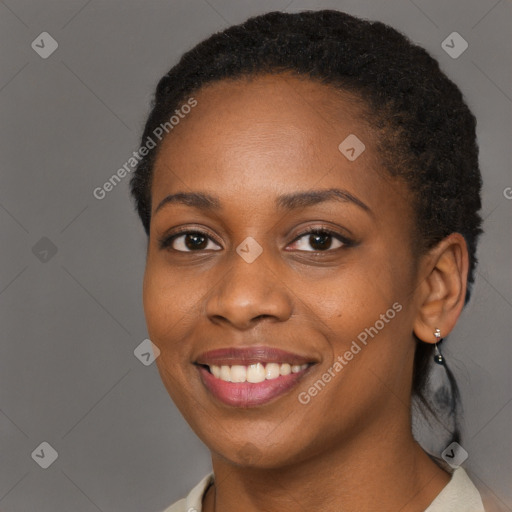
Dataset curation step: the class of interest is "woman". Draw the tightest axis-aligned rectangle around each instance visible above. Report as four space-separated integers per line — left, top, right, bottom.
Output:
130 10 487 512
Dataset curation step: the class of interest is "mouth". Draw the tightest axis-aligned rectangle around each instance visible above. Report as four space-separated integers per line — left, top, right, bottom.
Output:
195 347 315 407
206 361 309 382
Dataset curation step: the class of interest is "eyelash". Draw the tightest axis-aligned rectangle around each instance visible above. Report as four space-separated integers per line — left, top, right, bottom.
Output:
158 226 354 253
291 227 354 251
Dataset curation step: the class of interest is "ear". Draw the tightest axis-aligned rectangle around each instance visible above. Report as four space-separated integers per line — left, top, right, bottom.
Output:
413 233 469 343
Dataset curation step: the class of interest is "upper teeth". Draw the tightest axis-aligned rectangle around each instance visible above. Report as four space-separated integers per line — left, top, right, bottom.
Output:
209 363 308 383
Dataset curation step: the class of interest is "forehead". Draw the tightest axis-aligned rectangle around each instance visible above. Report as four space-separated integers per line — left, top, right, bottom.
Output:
154 76 371 175
163 74 367 145
185 73 366 128
150 74 410 224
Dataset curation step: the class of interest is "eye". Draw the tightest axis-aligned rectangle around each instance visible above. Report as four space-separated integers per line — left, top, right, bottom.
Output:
288 229 349 252
160 230 222 252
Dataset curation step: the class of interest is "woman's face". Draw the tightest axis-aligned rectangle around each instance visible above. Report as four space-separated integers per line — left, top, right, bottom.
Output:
144 74 424 468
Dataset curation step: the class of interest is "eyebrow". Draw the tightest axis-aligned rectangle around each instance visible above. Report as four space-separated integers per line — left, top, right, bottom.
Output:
276 188 371 213
155 192 221 214
154 188 371 215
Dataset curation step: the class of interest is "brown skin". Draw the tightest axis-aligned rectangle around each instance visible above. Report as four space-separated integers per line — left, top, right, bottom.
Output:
143 74 469 511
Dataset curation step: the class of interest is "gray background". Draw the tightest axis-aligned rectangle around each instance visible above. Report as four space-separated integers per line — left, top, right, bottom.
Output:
0 0 510 510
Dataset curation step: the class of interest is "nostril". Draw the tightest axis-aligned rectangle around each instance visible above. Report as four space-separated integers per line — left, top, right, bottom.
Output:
253 314 273 322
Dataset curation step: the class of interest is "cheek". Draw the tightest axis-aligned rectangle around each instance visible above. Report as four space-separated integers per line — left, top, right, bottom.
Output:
142 257 203 342
300 255 413 389
143 262 204 411
303 257 398 330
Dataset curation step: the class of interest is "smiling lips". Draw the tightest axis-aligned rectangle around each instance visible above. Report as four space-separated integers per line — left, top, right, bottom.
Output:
196 347 314 407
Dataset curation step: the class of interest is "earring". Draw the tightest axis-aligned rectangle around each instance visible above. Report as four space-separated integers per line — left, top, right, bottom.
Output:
433 328 444 365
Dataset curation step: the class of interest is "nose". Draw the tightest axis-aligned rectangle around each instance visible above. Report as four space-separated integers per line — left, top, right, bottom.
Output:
204 250 293 330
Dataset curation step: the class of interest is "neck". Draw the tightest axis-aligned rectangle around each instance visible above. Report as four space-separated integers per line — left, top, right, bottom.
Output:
203 415 450 512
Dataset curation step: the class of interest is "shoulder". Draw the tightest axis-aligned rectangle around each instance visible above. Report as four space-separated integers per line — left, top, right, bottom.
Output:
425 467 485 512
161 474 214 512
162 497 187 512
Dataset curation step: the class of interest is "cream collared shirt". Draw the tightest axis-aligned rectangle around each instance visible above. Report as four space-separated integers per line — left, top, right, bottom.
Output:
163 467 486 512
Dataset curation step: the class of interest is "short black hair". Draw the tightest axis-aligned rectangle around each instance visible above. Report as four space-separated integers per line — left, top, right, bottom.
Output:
130 10 482 445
